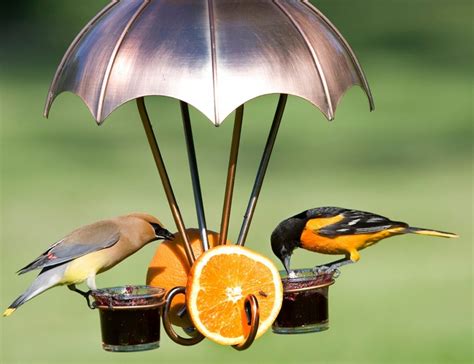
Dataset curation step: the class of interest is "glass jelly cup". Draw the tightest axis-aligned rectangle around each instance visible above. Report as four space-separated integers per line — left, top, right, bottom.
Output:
272 269 335 334
91 285 165 352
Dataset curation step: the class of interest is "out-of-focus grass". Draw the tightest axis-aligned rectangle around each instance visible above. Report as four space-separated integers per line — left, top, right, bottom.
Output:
1 1 472 363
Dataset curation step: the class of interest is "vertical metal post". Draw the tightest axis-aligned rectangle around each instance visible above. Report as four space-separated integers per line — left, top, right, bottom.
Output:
180 101 209 251
219 105 244 245
236 94 288 246
136 97 195 265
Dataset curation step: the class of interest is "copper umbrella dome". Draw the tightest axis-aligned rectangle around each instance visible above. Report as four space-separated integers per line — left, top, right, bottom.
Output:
44 0 374 269
44 0 373 124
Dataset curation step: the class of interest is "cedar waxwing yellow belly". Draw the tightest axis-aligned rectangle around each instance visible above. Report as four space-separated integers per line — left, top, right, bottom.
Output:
59 250 116 286
3 212 174 317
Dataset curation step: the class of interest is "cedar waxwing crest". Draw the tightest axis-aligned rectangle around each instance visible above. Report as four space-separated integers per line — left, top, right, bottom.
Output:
127 212 164 226
126 212 174 241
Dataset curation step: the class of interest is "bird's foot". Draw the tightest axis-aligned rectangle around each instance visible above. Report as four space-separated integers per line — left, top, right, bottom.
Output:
68 285 96 309
312 258 354 277
83 290 96 309
312 265 341 278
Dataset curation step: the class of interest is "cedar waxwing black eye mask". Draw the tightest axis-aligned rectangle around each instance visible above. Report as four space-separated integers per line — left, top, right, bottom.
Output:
150 223 175 241
150 222 174 240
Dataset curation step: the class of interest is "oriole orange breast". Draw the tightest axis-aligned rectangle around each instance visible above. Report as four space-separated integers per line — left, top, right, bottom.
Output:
271 206 458 272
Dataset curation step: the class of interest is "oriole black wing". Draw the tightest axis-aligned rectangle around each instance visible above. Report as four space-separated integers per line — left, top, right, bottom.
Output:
308 207 408 238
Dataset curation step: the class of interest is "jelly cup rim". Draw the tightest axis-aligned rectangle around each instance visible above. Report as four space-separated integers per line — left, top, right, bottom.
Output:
279 268 336 280
91 285 165 301
279 268 336 291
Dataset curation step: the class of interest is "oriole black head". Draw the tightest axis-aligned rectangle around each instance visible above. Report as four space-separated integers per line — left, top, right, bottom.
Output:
271 210 309 273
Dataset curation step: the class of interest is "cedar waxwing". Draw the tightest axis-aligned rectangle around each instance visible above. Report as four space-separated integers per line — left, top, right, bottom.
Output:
3 212 174 316
271 206 458 273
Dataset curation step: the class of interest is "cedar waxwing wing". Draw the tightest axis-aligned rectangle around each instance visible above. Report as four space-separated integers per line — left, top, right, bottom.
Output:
3 212 174 316
271 206 458 273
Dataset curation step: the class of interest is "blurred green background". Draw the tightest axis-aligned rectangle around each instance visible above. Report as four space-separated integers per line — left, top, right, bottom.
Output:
1 1 472 363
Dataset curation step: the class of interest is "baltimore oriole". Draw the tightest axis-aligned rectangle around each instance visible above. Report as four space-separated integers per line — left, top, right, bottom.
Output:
271 206 458 273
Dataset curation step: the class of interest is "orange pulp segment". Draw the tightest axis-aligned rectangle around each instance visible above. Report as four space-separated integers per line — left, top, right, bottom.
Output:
186 245 283 345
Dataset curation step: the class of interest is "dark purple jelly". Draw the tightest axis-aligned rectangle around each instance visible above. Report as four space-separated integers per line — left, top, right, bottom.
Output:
273 270 335 334
98 307 161 347
92 285 165 352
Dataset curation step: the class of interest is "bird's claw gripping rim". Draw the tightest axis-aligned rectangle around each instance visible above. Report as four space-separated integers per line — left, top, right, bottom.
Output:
68 285 97 309
84 290 97 309
312 265 341 278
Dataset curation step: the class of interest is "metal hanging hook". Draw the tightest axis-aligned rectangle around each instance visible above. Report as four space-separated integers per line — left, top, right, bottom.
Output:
232 294 260 351
162 286 205 346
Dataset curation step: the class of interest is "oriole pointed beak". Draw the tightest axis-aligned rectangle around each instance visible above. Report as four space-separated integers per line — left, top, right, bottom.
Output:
283 255 291 274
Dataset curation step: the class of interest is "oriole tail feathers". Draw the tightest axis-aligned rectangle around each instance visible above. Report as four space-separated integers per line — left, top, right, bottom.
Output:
407 227 458 239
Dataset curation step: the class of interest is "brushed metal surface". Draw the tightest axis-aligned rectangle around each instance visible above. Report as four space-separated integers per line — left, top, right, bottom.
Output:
219 105 244 246
45 0 373 125
136 97 196 265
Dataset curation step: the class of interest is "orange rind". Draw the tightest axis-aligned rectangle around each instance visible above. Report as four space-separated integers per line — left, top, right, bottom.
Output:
186 245 283 346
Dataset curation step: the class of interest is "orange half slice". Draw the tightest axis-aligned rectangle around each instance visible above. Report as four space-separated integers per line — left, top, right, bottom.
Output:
186 245 283 345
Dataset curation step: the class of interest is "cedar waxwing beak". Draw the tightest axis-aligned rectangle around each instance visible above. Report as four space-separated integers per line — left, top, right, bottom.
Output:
160 229 174 240
154 226 175 241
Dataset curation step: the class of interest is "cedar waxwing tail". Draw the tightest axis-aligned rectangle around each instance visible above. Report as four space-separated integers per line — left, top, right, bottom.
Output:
17 261 42 275
17 254 53 275
3 265 67 317
407 227 459 239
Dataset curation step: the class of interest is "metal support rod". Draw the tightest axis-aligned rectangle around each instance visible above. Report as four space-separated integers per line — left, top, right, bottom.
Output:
180 101 209 252
236 94 288 246
136 97 195 265
219 105 244 245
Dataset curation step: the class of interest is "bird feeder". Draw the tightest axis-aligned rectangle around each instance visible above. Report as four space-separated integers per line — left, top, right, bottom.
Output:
272 269 336 334
91 285 165 352
44 0 373 351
